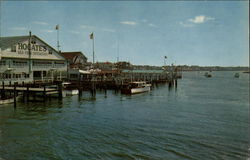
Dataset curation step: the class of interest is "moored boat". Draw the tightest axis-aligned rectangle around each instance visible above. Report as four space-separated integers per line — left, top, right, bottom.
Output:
63 89 79 96
62 82 79 96
121 81 151 94
234 73 240 78
204 72 212 78
0 96 20 105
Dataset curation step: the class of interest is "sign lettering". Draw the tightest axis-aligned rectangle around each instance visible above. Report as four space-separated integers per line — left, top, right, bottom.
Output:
16 43 51 55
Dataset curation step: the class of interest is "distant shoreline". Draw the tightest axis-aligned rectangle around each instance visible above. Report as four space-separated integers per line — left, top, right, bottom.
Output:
182 70 249 72
131 65 249 72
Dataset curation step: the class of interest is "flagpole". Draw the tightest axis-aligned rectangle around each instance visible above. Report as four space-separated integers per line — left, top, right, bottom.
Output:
57 26 60 51
92 32 95 65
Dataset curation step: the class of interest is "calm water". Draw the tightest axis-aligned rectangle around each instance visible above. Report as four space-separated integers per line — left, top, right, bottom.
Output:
0 71 249 160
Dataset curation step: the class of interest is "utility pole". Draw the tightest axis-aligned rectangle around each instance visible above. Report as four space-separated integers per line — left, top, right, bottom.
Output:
55 24 60 51
90 32 95 67
28 31 32 74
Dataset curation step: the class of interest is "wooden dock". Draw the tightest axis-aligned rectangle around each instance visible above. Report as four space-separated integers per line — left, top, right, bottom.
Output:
0 81 63 108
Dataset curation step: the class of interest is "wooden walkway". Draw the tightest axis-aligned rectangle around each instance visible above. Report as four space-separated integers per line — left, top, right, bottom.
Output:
0 82 63 108
1 86 58 95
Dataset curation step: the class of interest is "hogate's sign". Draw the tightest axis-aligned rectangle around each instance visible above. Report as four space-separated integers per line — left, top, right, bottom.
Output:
16 43 52 55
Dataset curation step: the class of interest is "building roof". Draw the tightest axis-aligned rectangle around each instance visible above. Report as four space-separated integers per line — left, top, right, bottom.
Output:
0 36 29 50
61 52 87 61
0 35 66 60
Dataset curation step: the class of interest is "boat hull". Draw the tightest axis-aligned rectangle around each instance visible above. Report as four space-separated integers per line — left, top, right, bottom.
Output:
63 89 79 96
122 86 150 94
0 96 20 105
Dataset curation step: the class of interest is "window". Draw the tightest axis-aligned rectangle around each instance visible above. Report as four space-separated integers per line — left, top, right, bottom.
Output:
54 61 65 66
5 74 11 79
70 74 78 78
13 60 27 66
24 73 29 78
0 60 6 66
33 61 52 66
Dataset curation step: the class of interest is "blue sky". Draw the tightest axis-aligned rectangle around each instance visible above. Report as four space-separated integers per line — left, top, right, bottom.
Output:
0 1 249 66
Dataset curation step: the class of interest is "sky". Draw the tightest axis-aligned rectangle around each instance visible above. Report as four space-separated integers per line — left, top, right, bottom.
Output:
0 1 249 66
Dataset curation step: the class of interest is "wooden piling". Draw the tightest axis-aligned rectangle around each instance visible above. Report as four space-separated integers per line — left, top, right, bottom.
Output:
27 84 30 102
58 83 63 100
1 81 5 98
14 82 17 109
43 86 46 102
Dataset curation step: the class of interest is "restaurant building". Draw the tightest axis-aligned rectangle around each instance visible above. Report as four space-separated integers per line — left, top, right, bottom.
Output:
0 34 67 83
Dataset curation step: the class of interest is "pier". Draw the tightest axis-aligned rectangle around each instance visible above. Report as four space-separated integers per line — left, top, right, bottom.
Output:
0 81 63 108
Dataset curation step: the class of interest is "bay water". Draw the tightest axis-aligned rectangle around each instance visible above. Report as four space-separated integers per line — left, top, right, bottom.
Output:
0 71 249 160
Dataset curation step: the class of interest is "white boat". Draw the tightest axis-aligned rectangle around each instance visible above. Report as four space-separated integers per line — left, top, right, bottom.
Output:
63 89 79 96
0 96 20 105
121 81 151 94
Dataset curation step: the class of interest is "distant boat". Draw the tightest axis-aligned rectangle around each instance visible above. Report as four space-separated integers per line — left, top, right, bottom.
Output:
121 81 151 94
243 71 250 74
204 72 212 78
234 73 240 78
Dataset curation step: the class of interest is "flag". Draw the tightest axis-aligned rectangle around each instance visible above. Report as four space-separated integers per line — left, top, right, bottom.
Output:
55 24 59 30
164 56 167 59
90 32 94 39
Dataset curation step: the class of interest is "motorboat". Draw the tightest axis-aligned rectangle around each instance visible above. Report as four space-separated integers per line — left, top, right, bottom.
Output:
121 81 151 94
0 96 20 105
204 72 212 78
62 82 79 96
63 89 79 96
234 73 240 78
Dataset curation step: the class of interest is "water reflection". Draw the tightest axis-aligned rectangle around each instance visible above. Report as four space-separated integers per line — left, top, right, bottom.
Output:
0 71 249 160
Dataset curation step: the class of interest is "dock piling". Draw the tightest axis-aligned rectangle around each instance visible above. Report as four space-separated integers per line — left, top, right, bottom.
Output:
58 83 63 100
14 82 17 109
26 84 30 102
43 86 46 102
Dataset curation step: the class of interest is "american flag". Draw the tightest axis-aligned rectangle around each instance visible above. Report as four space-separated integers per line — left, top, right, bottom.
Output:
90 32 94 39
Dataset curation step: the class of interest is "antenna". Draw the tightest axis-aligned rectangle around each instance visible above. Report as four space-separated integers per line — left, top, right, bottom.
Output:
117 37 119 62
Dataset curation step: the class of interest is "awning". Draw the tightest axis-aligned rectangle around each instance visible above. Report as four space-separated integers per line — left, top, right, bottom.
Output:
79 70 91 74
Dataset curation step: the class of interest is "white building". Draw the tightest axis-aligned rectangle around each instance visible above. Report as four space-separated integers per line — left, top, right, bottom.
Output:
0 35 67 83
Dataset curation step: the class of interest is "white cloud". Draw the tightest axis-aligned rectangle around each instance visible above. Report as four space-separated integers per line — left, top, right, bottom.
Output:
188 15 215 24
32 21 49 25
141 19 148 23
148 23 157 28
10 27 27 31
180 15 215 27
41 29 54 33
120 21 137 25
